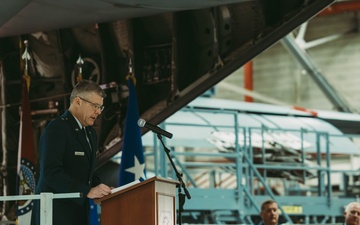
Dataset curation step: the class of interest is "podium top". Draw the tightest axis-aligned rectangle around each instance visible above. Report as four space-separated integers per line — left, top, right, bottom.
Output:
94 176 179 204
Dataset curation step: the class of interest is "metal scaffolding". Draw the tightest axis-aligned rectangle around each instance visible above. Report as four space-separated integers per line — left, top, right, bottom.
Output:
143 104 360 224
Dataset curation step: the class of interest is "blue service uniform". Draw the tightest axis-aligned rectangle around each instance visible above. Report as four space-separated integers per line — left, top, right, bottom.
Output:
31 110 99 225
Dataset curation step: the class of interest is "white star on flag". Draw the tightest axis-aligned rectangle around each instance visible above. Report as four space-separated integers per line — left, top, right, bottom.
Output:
125 155 146 180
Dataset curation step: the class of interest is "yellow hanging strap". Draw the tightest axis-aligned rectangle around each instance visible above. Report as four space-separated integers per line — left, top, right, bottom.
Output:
76 73 83 83
126 74 136 86
23 73 31 92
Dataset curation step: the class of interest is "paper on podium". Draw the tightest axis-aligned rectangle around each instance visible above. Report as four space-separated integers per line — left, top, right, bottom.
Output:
110 180 141 194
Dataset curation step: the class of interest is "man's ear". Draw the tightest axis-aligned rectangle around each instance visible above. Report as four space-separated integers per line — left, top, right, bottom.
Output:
75 97 81 106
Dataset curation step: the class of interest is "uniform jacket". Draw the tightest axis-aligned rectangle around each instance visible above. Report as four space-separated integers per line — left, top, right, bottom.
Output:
32 110 99 225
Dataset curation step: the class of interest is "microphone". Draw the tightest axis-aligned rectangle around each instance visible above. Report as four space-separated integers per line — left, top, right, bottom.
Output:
137 118 173 139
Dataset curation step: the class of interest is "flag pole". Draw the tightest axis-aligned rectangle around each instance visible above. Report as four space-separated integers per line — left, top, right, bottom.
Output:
17 39 36 225
0 54 7 219
76 54 84 83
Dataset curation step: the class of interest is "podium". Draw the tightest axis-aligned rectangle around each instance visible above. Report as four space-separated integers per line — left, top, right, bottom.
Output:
94 176 179 225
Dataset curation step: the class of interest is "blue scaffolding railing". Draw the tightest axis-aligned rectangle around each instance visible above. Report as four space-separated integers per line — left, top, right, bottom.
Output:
143 107 360 224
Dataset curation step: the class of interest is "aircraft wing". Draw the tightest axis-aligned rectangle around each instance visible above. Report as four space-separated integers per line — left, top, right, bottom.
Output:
0 0 251 37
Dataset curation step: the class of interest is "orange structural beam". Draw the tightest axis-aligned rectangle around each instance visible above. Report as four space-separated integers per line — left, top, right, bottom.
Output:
318 1 360 16
244 61 253 102
292 105 318 117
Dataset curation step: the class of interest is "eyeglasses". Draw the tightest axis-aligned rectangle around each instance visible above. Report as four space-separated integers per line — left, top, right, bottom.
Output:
78 96 104 112
349 210 360 216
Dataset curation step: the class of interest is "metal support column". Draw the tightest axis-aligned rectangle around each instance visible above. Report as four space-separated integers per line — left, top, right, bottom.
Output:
281 34 351 112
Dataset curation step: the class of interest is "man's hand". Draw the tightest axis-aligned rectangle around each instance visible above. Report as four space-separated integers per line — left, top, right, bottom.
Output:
87 183 111 199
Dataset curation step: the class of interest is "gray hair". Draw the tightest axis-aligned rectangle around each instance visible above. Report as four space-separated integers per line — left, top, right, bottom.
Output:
345 202 360 212
69 80 106 103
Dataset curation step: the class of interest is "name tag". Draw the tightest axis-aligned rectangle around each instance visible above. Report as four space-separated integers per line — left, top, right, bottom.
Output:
74 151 85 156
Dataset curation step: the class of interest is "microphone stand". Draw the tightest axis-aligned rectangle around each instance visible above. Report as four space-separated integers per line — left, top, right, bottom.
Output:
157 133 191 225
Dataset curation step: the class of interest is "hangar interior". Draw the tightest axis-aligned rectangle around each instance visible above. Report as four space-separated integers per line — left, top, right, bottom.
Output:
1 0 360 224
103 97 360 224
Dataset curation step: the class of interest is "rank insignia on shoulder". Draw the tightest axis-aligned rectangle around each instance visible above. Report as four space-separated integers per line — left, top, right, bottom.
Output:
75 151 85 156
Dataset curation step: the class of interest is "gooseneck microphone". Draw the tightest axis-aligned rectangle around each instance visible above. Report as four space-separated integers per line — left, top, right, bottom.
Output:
137 118 173 139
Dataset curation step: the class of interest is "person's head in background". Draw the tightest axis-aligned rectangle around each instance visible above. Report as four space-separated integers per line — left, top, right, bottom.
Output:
344 202 360 225
69 80 106 126
260 200 280 225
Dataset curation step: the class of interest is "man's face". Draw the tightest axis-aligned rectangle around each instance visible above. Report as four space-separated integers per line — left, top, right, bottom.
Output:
345 204 360 225
260 202 279 225
78 93 103 126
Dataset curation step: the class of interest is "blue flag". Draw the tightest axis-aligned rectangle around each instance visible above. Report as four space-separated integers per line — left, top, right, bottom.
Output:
89 199 99 225
118 77 146 186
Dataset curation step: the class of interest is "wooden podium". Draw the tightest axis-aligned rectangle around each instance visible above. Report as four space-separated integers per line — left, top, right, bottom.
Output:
94 176 179 225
